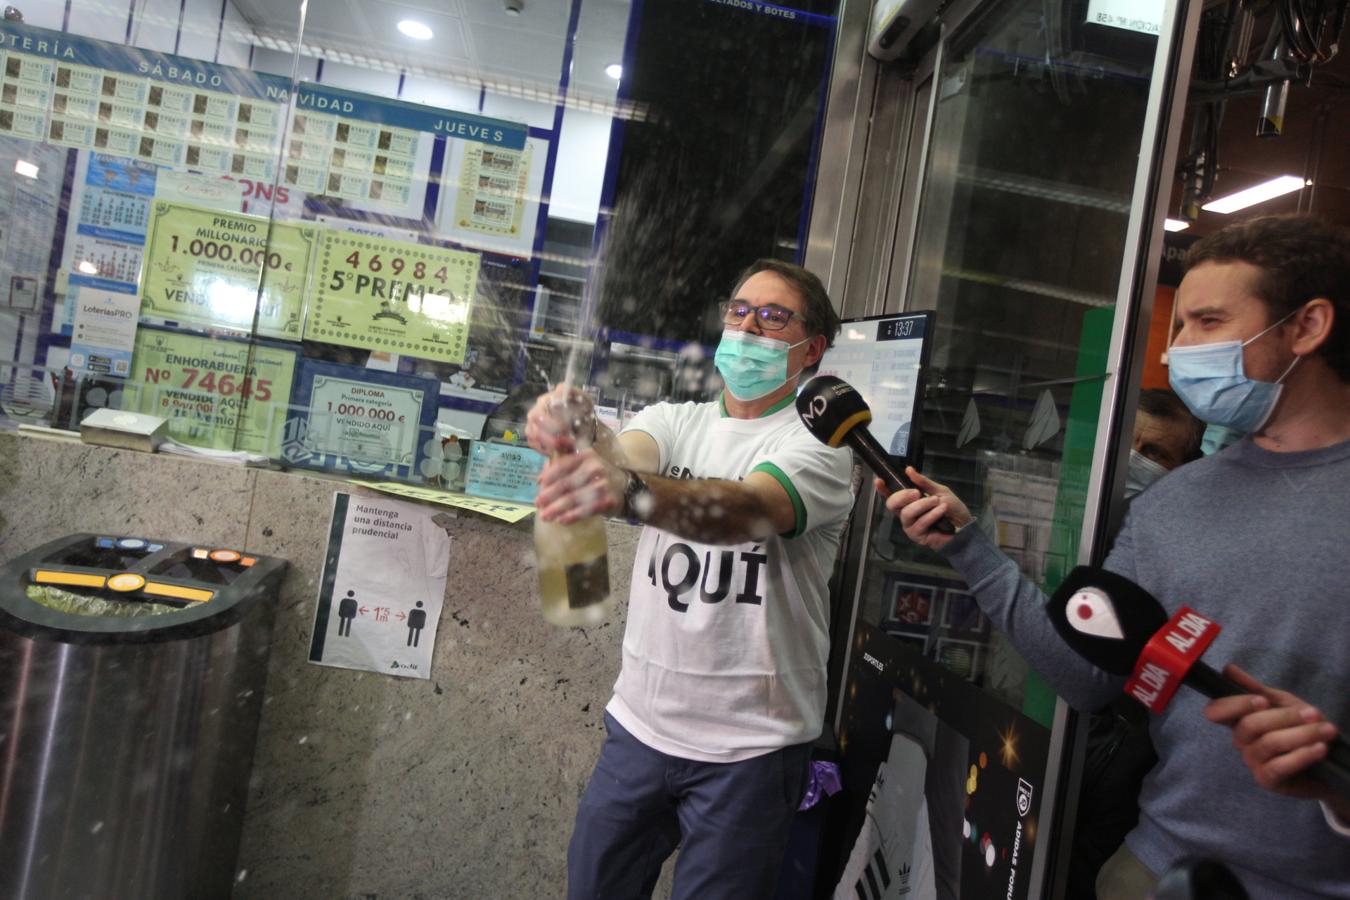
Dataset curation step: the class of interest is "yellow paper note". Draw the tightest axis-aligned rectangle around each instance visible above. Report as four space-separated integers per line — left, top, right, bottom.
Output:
351 480 535 524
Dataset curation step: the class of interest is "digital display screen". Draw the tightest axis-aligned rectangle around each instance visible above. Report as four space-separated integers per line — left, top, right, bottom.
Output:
815 311 932 460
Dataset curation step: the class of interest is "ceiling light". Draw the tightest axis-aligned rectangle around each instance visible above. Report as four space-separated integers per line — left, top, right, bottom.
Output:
14 159 38 178
605 63 622 80
397 20 433 40
1163 218 1190 232
1201 175 1306 214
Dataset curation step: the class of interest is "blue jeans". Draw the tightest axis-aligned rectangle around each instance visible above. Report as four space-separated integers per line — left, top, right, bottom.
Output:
567 712 812 900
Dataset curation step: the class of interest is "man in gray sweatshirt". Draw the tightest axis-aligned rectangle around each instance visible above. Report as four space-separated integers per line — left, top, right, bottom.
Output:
882 214 1350 899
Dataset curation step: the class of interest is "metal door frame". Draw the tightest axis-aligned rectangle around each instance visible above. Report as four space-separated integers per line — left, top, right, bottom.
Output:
807 0 1207 895
1046 3 1203 892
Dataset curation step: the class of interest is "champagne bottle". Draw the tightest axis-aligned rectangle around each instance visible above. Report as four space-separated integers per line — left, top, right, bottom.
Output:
534 396 613 627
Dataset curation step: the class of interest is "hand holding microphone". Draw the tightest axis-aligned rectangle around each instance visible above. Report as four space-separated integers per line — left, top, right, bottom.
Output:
1204 665 1350 819
1046 566 1350 801
880 466 970 548
795 376 966 539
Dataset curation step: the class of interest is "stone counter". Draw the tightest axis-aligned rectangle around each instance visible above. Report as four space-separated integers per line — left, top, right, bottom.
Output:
0 431 648 899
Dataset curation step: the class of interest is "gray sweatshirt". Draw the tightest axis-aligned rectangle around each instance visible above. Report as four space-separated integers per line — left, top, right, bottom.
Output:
940 436 1350 899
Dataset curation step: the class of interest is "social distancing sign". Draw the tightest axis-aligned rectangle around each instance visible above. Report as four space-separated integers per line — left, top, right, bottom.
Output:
308 491 450 679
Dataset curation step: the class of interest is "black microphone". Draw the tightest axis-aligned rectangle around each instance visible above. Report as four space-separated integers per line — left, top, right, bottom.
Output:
1047 566 1350 800
796 375 955 535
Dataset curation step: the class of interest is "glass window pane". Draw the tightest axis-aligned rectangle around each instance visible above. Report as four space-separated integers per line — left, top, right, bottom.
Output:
862 0 1161 720
1 1 840 456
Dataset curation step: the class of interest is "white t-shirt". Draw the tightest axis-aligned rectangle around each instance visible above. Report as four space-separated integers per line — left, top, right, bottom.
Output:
607 395 855 762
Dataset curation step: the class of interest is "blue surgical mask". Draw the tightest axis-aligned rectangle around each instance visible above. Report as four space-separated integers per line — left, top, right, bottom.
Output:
1200 423 1243 456
1167 310 1301 432
714 329 808 401
1124 449 1169 500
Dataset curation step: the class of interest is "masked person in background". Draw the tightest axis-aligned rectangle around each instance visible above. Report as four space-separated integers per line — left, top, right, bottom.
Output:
526 259 855 900
880 215 1350 899
1123 389 1204 499
1068 386 1204 894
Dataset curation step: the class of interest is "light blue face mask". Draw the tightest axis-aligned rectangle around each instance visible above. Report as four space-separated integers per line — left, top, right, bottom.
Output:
1201 423 1244 456
714 329 808 401
1124 449 1169 500
1167 310 1301 432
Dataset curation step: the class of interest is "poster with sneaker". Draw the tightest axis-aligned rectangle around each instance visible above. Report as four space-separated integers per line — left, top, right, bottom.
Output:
835 731 937 899
833 624 1050 900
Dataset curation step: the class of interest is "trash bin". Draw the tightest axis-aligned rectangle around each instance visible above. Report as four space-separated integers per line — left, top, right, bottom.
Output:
0 533 288 900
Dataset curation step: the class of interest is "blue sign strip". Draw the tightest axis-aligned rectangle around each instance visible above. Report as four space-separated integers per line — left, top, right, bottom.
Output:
34 151 79 360
699 0 835 28
794 15 836 262
86 154 158 195
68 273 139 294
75 224 145 245
295 84 528 150
0 23 527 149
0 21 290 101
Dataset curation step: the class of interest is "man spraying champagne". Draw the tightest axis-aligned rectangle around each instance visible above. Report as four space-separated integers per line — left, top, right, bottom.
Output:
526 259 856 899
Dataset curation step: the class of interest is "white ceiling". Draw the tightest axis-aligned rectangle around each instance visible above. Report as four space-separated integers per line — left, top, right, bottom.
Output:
231 0 632 102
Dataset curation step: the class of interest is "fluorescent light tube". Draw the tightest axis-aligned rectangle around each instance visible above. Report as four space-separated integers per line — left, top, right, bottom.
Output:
1201 175 1307 214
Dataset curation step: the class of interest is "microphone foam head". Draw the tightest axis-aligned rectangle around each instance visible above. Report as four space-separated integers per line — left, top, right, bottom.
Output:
796 375 872 448
1046 567 1170 676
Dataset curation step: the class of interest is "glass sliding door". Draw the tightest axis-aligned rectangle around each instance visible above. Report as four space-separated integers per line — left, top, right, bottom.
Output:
898 0 1166 709
828 1 1198 897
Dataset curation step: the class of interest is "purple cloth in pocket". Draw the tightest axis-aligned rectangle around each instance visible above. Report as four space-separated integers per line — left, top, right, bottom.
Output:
798 760 842 810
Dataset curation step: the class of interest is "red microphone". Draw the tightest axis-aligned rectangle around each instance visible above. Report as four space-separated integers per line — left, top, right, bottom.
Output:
1047 566 1350 800
1123 607 1223 713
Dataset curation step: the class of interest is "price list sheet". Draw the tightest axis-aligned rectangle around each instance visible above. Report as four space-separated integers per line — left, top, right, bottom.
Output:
0 22 288 178
284 110 422 209
282 84 529 222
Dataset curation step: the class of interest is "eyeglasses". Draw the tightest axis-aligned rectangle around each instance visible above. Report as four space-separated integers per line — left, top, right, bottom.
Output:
719 299 798 332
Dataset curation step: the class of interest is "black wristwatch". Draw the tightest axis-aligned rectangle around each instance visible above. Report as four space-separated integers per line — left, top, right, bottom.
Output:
621 469 652 524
